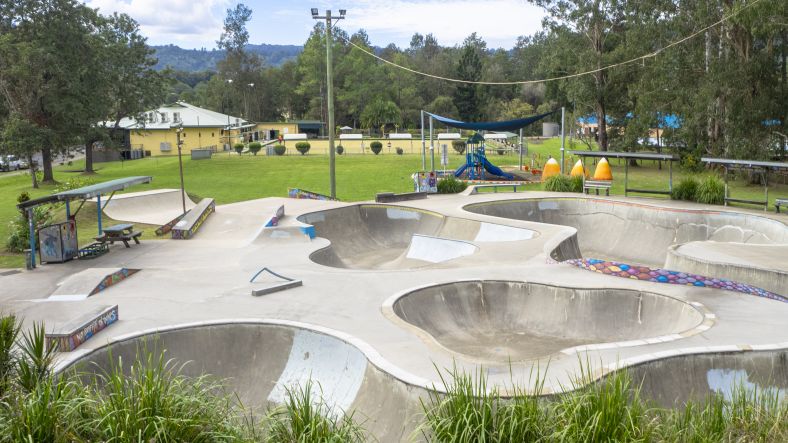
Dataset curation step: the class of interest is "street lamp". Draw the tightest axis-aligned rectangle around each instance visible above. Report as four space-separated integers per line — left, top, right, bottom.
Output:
224 79 233 151
311 8 345 199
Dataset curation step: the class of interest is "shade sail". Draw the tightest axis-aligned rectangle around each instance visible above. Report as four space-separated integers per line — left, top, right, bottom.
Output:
426 111 555 131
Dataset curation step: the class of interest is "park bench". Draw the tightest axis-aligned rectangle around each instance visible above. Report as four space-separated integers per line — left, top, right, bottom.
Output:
776 198 787 213
724 183 768 210
469 183 524 194
45 305 118 352
583 179 612 196
171 198 215 239
95 223 142 248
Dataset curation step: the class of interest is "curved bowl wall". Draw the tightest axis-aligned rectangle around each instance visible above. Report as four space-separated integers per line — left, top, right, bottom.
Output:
392 281 704 362
464 198 787 266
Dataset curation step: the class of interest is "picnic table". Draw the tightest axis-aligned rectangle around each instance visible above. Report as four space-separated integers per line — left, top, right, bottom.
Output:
96 223 142 248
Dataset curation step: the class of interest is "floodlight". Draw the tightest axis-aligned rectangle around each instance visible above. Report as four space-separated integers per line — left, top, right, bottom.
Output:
248 83 254 87
311 8 318 17
339 9 346 17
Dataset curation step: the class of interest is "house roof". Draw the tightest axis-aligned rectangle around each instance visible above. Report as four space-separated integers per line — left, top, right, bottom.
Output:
114 102 248 130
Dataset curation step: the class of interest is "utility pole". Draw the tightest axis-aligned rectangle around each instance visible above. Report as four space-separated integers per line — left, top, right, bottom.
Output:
560 107 566 173
312 8 346 199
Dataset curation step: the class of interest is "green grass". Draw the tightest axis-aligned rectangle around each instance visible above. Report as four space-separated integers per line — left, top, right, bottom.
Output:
2 138 786 268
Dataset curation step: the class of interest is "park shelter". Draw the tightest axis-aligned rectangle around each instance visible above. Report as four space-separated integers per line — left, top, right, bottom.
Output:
569 151 677 196
17 176 153 268
701 158 788 209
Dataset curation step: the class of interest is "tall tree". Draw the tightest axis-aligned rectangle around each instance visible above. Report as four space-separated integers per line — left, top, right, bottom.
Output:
454 33 486 122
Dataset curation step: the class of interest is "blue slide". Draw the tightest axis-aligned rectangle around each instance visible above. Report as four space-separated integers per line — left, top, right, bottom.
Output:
479 155 514 179
454 163 469 178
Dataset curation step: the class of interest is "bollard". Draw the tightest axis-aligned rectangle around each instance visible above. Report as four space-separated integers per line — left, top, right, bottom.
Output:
24 249 34 270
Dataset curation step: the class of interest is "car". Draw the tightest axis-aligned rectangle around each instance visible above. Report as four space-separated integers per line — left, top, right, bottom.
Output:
0 155 23 172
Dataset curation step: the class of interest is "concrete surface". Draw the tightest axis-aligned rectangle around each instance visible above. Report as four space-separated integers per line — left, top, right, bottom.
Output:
2 192 788 442
92 188 196 225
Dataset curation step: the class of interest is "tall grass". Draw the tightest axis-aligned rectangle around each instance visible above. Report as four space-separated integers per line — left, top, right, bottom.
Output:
696 175 725 205
543 174 583 193
671 176 700 201
264 380 367 442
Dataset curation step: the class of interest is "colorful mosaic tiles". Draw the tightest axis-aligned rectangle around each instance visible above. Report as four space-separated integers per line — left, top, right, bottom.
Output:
565 258 786 303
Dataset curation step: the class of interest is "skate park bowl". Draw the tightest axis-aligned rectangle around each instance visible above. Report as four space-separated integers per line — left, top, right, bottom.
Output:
390 281 705 362
60 321 425 442
298 204 536 270
464 198 788 267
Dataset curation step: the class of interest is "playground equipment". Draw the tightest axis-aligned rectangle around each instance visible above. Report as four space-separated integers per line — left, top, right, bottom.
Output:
570 160 586 177
593 157 613 180
542 158 561 181
454 132 514 180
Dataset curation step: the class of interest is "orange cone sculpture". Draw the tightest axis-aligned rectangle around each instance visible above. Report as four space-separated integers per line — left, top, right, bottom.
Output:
569 160 586 177
592 157 613 180
542 158 561 180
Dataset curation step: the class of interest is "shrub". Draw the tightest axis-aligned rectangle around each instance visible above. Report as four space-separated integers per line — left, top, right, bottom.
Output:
6 205 53 252
497 148 506 155
336 145 344 155
544 174 581 193
437 176 468 194
696 175 725 205
233 143 244 155
370 141 383 155
54 177 95 194
452 140 466 154
273 144 286 156
396 147 404 155
295 141 311 155
671 177 699 201
248 142 262 156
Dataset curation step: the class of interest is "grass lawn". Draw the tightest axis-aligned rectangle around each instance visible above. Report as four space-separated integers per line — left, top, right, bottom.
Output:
1 137 786 268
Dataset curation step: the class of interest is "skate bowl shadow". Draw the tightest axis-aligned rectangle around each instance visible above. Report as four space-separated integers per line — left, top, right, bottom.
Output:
387 280 706 363
58 321 426 442
464 198 788 267
298 204 537 270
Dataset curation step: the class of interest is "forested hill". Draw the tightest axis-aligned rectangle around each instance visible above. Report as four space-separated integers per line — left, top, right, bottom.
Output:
152 44 302 71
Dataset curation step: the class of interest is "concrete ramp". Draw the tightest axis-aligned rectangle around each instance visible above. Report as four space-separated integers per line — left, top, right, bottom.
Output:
95 189 196 225
50 268 139 301
405 235 477 263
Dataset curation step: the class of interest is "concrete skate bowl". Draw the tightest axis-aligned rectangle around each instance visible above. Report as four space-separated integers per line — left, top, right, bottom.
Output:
60 321 425 442
627 350 788 408
298 204 536 270
464 198 788 267
389 281 705 362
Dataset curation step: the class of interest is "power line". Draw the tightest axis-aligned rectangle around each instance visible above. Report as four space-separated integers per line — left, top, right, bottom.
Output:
336 0 767 85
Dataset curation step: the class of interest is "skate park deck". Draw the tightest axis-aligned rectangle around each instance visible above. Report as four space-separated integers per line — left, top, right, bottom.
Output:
2 192 788 441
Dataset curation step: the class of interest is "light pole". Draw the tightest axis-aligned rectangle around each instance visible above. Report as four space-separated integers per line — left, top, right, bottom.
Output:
312 8 345 199
225 78 233 151
175 124 186 215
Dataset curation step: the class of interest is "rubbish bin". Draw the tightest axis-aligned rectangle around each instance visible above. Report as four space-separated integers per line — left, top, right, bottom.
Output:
24 249 34 270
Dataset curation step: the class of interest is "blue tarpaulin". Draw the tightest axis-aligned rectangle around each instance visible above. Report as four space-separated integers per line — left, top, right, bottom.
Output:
426 111 555 131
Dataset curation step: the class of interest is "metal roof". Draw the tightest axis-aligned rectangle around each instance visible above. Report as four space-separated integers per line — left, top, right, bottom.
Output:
701 157 788 169
17 176 153 210
569 150 677 161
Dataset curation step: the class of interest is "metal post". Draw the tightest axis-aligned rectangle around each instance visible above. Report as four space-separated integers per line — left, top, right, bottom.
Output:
96 194 102 235
325 11 337 199
420 110 426 170
65 200 71 220
518 128 523 171
668 159 673 193
429 116 435 173
177 128 187 215
27 208 36 269
624 160 629 197
560 106 566 174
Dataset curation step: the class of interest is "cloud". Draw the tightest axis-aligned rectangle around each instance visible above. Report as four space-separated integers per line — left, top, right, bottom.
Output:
85 0 231 48
339 0 545 48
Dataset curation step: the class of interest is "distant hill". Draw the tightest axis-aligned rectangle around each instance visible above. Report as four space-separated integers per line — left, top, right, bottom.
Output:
152 44 303 72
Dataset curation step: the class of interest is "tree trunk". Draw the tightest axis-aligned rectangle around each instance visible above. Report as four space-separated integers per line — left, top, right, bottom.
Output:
28 153 38 189
84 140 94 174
596 104 608 151
41 147 54 183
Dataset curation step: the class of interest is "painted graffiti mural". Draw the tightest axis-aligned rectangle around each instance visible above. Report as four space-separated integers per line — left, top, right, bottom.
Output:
172 200 215 239
288 188 336 201
89 268 139 296
565 258 786 303
46 305 119 352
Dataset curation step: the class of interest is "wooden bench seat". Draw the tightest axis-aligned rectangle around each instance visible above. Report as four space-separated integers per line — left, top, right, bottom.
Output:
774 198 787 213
583 179 612 196
95 230 142 248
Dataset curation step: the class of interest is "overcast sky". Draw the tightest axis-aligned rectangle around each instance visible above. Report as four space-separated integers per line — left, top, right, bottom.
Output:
84 0 546 49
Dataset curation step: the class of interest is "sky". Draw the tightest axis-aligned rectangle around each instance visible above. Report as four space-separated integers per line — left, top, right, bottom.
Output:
83 0 546 49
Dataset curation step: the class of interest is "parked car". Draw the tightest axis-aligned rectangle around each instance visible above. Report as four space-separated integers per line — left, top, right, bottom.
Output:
0 155 22 172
